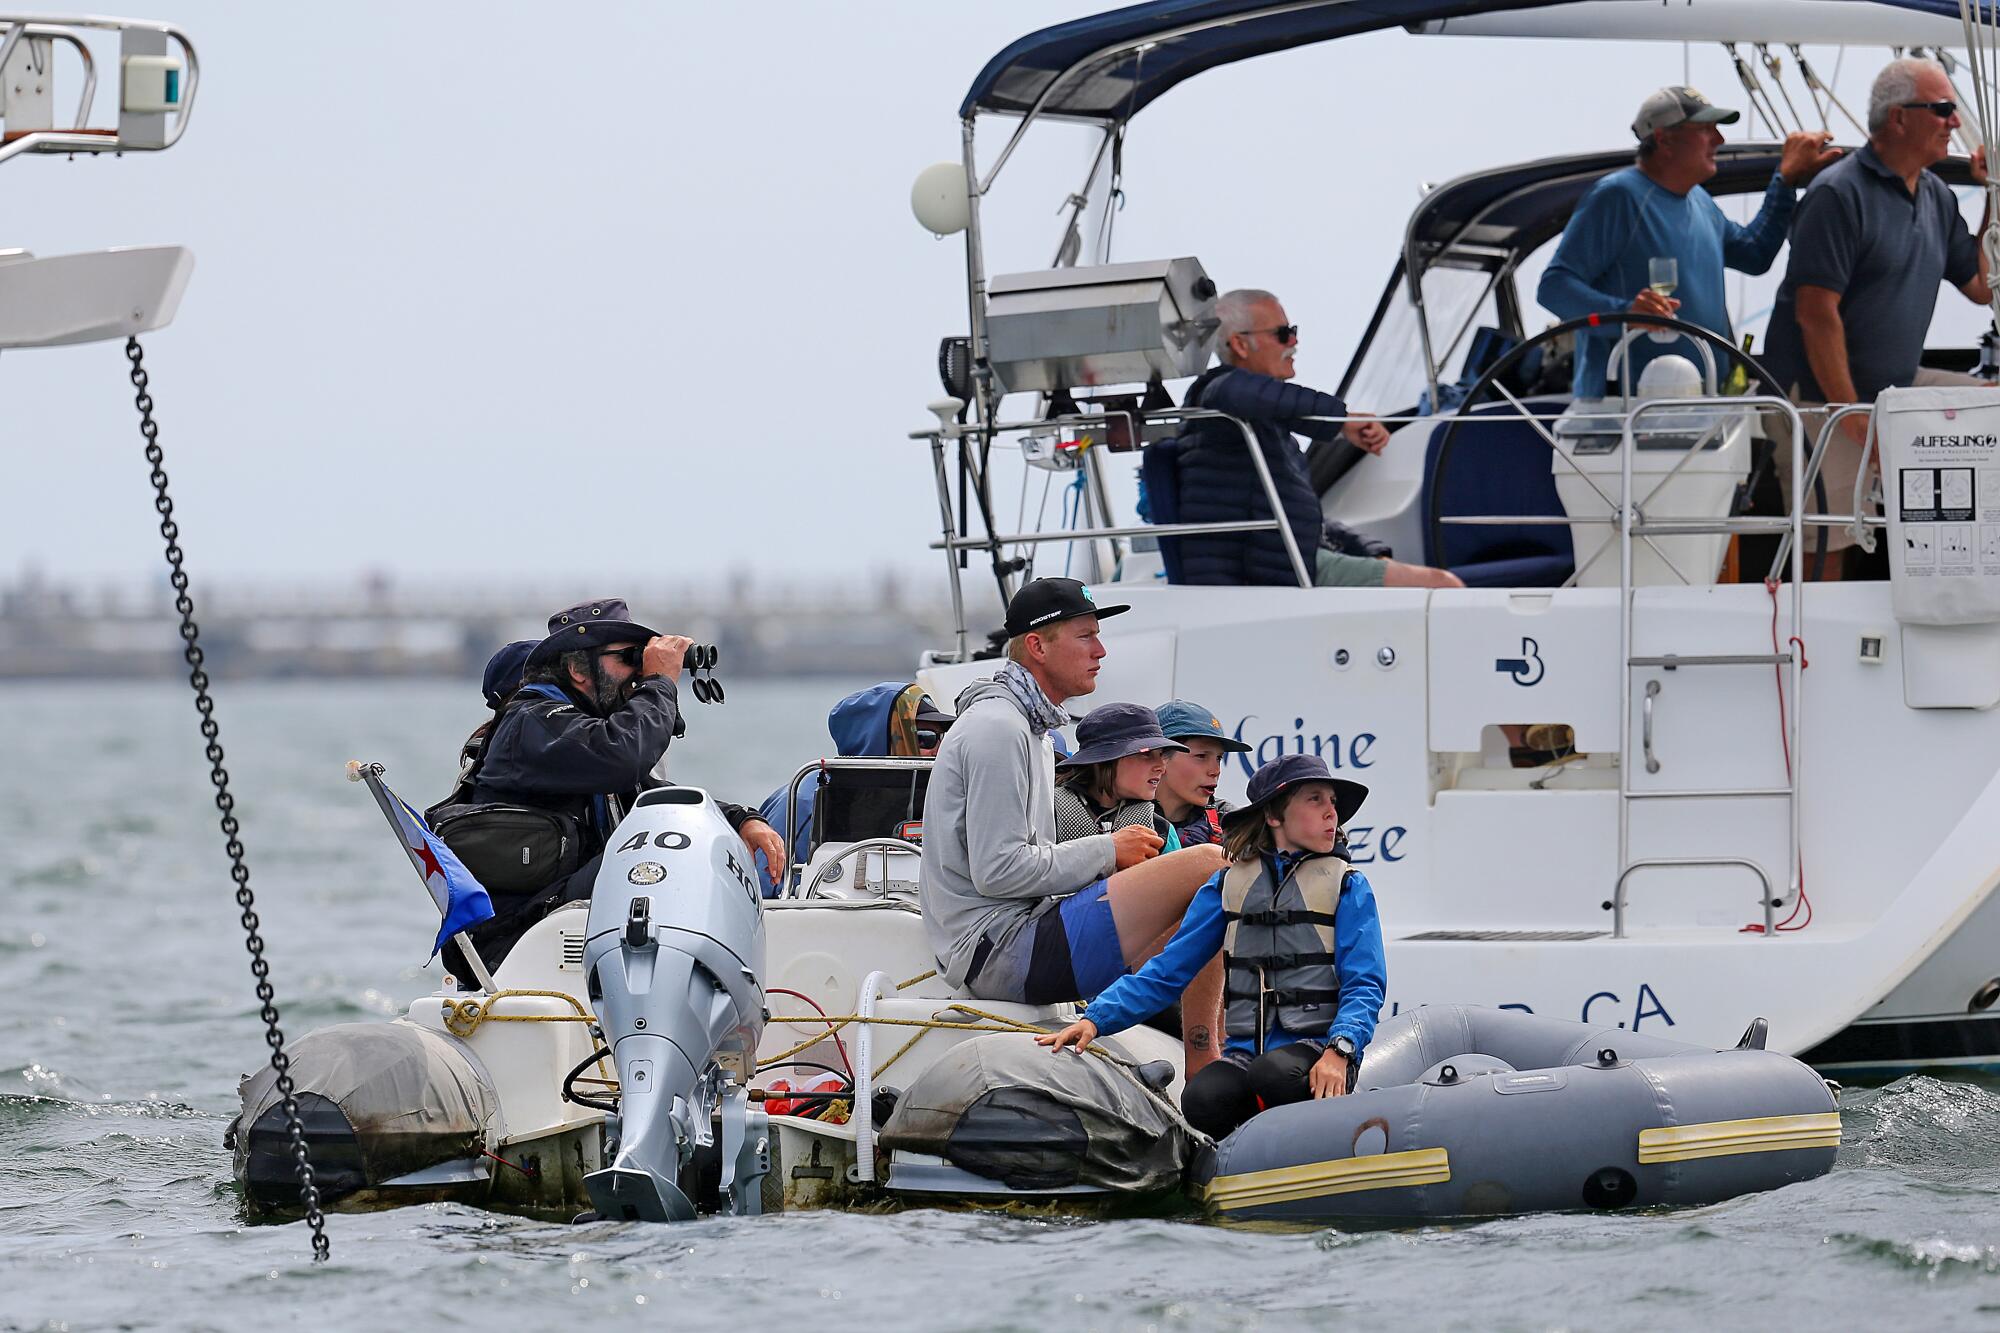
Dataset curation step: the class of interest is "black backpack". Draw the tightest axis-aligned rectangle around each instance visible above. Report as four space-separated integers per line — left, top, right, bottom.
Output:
424 706 584 901
422 799 583 899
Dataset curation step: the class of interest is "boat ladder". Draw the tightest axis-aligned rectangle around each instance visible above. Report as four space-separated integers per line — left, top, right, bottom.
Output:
1610 394 1808 938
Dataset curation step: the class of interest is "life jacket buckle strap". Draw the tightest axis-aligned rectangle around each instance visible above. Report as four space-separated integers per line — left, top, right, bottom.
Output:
1263 986 1342 1007
1259 951 1339 970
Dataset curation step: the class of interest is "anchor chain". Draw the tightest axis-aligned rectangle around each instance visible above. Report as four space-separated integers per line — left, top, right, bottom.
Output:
125 337 331 1262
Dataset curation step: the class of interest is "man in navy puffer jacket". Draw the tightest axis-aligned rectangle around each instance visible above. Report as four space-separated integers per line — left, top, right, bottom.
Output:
1176 289 1462 588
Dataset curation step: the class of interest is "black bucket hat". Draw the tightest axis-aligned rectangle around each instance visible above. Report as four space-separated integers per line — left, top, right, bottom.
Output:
1057 702 1188 769
524 598 659 667
1220 753 1368 829
1003 577 1129 638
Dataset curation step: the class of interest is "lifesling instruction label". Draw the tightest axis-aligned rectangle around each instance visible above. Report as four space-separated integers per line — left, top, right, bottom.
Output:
1899 432 2000 579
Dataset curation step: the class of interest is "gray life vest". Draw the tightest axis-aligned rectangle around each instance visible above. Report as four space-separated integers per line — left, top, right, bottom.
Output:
1220 853 1350 1052
1051 785 1160 844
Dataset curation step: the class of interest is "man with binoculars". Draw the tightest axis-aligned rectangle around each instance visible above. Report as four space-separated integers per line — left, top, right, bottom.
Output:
454 597 785 966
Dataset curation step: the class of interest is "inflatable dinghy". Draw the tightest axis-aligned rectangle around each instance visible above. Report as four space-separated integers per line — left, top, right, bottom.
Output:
1195 1005 1839 1222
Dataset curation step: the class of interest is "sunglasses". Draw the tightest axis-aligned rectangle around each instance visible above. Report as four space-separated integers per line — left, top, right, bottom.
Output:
597 645 644 669
1901 100 1957 118
916 727 944 748
1241 324 1299 345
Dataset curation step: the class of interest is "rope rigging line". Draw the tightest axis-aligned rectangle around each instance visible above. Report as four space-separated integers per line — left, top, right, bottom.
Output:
1961 0 2000 337
1723 42 1790 137
1790 45 1866 138
1757 44 1807 130
125 338 330 1262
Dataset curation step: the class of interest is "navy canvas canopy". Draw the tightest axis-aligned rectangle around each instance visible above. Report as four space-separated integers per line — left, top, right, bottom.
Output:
1407 141 1978 266
962 0 1969 124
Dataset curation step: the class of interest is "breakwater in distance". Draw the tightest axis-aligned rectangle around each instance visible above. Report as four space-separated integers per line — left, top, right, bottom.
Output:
3 568 966 681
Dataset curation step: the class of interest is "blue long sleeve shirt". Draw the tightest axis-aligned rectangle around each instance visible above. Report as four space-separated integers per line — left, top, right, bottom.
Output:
1538 167 1796 398
1083 853 1388 1057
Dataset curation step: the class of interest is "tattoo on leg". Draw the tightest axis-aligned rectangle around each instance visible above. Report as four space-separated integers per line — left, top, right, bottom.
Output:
1189 1025 1211 1051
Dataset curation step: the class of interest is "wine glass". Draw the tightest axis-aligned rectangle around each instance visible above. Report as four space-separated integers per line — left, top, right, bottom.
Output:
1648 256 1678 298
1646 257 1678 343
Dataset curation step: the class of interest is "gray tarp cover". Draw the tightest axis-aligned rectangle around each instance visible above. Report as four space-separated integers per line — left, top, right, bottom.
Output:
880 1033 1197 1194
233 1021 496 1185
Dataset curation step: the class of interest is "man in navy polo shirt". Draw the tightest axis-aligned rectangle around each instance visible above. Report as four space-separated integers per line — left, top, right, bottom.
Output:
1762 57 1993 579
1539 85 1840 399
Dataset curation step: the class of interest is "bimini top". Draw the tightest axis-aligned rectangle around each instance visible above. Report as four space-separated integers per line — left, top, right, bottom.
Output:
1408 141 1977 269
962 0 1968 123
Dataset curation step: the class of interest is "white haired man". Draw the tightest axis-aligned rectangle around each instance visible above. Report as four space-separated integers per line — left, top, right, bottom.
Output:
1173 288 1463 588
1761 57 1993 578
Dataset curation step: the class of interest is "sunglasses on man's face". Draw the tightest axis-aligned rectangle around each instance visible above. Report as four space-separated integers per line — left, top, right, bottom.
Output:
1241 324 1299 345
1902 100 1957 119
916 727 944 749
598 645 644 669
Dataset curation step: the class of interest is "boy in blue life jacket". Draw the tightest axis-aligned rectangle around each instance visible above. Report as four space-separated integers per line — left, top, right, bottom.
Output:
1039 753 1387 1140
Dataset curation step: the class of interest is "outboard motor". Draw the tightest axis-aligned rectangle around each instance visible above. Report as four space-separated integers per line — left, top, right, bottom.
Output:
581 787 768 1222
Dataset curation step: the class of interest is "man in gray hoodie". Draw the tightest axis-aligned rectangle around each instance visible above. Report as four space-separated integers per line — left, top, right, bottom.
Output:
920 578 1229 1071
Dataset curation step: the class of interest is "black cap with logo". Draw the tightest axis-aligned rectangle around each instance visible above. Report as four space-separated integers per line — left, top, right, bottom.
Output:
1002 577 1131 638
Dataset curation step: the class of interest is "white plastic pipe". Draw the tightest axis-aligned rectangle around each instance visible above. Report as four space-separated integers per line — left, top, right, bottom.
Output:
852 970 890 1183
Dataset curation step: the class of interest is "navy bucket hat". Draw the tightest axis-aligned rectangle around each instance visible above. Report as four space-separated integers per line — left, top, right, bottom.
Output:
1057 702 1188 768
481 639 537 708
1220 753 1369 829
524 598 660 667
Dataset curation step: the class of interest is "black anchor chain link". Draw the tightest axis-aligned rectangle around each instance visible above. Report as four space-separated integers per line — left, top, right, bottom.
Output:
125 337 331 1262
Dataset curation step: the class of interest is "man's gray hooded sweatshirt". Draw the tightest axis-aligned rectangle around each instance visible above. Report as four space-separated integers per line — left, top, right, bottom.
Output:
921 671 1118 989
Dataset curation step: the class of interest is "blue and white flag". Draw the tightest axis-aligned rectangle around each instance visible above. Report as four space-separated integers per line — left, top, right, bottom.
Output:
377 781 495 957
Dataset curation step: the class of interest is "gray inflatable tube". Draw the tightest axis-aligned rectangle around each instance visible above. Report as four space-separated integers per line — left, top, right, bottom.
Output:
1192 1006 1839 1222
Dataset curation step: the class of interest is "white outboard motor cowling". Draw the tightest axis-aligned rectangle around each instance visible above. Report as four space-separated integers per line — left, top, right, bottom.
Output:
581 787 768 1222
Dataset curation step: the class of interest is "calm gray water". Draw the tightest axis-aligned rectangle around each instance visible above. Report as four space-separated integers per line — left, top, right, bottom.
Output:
3 679 1999 1331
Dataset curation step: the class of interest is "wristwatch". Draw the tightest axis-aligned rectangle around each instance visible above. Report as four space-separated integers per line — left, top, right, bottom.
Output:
1331 1035 1357 1061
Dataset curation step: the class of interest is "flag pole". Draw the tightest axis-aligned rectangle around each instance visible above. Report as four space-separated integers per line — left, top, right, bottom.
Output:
346 760 498 994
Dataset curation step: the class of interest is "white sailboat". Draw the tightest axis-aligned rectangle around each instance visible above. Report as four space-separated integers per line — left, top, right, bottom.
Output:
903 0 2000 1088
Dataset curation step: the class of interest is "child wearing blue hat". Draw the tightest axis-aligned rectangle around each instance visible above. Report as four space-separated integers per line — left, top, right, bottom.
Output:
1039 752 1387 1140
1153 700 1253 848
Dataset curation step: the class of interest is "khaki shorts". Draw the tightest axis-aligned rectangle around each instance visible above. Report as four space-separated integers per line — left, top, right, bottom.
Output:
1767 368 1982 553
1314 548 1389 587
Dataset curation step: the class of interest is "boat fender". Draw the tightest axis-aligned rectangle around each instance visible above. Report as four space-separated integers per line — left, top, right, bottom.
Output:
1418 1053 1515 1086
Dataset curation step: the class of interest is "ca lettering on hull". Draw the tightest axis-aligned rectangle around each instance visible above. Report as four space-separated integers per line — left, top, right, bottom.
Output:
1384 984 1676 1031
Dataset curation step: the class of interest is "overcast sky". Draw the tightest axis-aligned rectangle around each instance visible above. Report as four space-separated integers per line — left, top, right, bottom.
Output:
2 2 1960 587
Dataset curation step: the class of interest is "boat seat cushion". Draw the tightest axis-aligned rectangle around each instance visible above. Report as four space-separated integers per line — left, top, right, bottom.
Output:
1422 397 1576 587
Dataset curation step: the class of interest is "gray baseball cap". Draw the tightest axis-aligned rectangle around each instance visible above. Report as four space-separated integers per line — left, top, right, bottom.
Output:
1632 85 1741 140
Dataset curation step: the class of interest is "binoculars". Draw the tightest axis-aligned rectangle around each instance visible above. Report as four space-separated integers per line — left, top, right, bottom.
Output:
683 643 724 704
